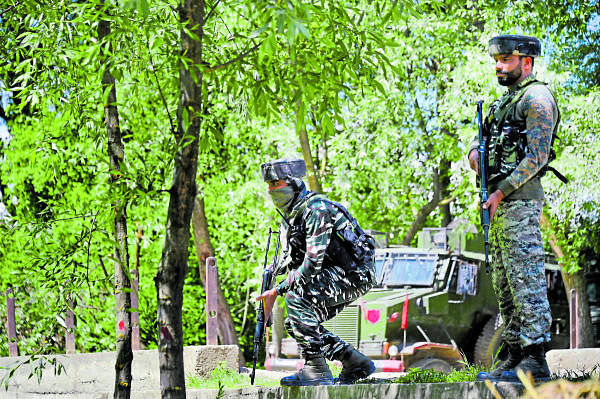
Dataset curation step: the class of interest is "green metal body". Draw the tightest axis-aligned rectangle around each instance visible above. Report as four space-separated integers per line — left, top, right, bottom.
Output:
321 244 499 360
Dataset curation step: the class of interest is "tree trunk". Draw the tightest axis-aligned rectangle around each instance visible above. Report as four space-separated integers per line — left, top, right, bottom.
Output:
540 214 595 347
439 158 452 227
296 100 322 193
401 168 441 245
98 10 133 399
154 1 204 397
191 195 244 363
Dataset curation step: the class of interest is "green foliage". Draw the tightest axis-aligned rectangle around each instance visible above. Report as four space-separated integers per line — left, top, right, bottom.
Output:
492 0 600 89
0 348 65 390
391 364 487 384
186 362 280 389
543 88 600 274
0 0 598 373
392 367 448 384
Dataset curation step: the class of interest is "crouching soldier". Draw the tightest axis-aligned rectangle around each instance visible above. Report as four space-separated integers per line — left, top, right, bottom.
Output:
257 158 377 386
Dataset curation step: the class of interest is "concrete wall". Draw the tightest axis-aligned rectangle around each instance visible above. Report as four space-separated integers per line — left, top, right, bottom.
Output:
0 345 239 398
546 348 600 377
186 382 523 399
0 381 524 399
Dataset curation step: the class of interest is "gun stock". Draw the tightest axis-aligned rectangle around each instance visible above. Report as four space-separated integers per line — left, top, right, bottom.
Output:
477 101 491 273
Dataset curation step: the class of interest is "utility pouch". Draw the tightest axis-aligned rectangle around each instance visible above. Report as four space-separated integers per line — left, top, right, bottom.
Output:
498 125 526 176
326 214 375 272
288 196 375 272
288 223 306 266
326 232 358 270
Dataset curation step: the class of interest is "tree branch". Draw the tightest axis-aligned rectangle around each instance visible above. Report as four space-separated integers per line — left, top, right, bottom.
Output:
440 127 457 138
98 254 112 292
0 103 9 123
0 1 20 19
85 213 98 296
204 41 261 72
145 34 176 135
413 97 429 135
401 168 441 245
203 0 221 25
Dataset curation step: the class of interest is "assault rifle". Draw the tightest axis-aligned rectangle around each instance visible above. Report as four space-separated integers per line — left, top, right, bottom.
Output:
477 100 491 273
250 227 281 385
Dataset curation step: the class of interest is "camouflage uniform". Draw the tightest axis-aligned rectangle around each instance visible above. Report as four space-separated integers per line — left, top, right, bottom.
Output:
469 75 558 347
274 192 376 359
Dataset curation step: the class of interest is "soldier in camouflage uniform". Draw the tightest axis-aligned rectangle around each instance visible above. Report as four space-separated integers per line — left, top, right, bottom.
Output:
256 159 377 386
468 35 558 382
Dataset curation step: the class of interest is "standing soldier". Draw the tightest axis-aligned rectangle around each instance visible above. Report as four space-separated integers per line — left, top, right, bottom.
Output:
256 158 377 386
468 35 560 382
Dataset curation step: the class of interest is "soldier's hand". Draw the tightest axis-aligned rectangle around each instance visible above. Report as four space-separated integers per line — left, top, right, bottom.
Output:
468 150 479 174
256 288 278 326
483 190 505 221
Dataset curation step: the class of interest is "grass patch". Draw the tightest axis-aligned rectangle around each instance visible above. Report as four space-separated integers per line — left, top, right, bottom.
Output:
186 363 281 389
389 364 488 384
186 360 600 390
186 360 342 389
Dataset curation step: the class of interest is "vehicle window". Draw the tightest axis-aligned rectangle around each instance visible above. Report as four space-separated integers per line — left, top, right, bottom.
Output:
374 255 387 284
383 253 437 286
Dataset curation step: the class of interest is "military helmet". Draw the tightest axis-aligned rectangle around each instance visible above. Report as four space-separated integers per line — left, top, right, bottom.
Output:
260 158 307 182
488 35 541 58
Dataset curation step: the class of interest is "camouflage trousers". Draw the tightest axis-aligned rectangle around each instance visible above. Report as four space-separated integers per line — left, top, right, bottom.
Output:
284 263 374 359
490 199 552 348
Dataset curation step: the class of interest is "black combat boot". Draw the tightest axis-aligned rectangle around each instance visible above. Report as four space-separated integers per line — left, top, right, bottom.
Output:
499 344 550 382
280 354 334 386
476 344 523 381
335 346 376 385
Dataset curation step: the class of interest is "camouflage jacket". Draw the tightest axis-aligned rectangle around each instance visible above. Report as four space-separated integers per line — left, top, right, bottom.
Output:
468 75 559 200
274 192 356 295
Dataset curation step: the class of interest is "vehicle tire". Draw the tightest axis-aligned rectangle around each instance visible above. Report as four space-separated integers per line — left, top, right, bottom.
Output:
474 314 506 367
409 358 452 373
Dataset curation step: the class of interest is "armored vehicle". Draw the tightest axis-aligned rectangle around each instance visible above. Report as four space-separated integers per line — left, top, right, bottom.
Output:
265 224 593 372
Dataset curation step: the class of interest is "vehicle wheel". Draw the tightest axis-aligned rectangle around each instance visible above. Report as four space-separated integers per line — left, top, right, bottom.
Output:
474 314 506 367
409 358 452 373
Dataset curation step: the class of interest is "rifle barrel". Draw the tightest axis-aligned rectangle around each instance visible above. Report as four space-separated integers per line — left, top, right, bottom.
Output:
250 345 259 384
251 228 278 385
477 101 491 273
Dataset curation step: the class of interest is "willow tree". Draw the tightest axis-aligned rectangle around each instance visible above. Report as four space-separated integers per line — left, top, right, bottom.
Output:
97 4 134 397
153 0 408 394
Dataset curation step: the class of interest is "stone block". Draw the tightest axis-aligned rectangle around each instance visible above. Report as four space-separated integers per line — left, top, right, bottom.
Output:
0 345 240 397
546 348 600 377
186 345 240 378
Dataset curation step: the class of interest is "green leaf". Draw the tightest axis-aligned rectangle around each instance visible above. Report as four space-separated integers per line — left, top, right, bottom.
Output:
287 18 296 45
296 21 311 40
182 107 190 133
372 79 386 96
321 113 334 135
138 0 149 17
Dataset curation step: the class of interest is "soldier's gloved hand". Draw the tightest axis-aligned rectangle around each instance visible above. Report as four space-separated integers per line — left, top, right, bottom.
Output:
256 288 278 329
468 149 479 174
483 189 505 221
